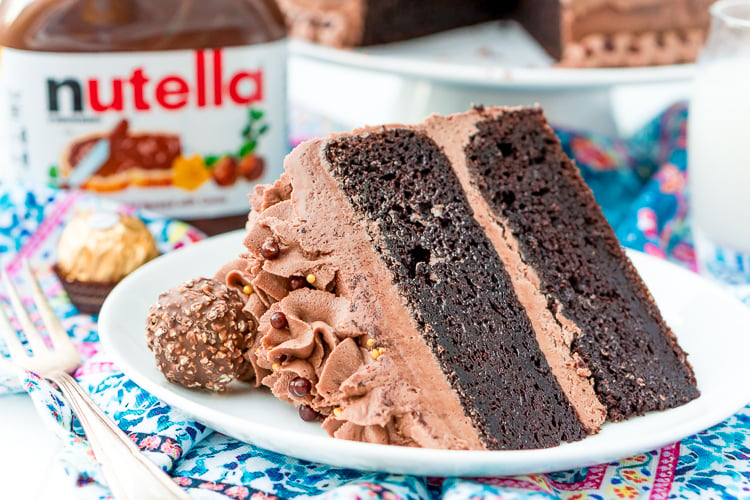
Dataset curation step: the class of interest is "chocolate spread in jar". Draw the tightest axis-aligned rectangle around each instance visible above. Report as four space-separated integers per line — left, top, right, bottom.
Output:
0 0 288 235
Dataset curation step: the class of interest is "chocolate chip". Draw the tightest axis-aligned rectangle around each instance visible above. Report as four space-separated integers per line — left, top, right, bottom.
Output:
289 377 312 398
289 276 307 291
260 238 280 260
273 354 288 364
299 404 319 422
270 312 288 330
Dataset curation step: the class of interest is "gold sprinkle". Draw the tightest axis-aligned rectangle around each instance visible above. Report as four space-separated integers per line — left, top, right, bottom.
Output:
305 273 316 285
369 349 381 361
333 407 343 417
271 362 281 371
243 284 254 295
365 338 376 348
378 347 386 355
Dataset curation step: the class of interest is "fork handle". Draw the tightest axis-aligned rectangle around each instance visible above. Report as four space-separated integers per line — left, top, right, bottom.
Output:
51 371 190 500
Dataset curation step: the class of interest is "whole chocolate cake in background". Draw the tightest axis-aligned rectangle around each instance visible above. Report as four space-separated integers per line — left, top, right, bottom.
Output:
157 105 700 450
277 0 717 67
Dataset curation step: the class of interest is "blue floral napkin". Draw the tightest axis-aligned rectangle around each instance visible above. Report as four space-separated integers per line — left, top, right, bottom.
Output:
2 102 750 500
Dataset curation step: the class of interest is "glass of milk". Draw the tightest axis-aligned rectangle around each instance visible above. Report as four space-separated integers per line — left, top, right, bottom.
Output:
689 0 750 284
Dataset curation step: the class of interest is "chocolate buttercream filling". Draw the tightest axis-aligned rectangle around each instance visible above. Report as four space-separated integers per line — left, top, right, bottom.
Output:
418 109 607 431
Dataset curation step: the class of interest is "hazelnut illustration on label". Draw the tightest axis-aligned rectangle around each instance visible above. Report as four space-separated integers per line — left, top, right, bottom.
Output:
59 108 268 193
51 50 270 193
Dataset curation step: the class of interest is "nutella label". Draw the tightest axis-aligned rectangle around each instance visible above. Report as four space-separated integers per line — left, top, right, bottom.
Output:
0 42 286 219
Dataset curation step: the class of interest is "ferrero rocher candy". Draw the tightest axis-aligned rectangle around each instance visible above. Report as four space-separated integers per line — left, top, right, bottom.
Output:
57 211 159 282
145 278 253 391
54 211 159 314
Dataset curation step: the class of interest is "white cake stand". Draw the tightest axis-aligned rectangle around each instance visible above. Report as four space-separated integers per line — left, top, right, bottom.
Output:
289 21 695 136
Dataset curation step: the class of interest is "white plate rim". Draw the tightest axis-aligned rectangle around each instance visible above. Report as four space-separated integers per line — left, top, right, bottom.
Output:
99 230 750 477
290 40 696 90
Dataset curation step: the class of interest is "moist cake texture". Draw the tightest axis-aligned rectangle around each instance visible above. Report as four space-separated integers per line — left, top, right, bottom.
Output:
207 105 699 450
464 110 698 419
324 128 587 448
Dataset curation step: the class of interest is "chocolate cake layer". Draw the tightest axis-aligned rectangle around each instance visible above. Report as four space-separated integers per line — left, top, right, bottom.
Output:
324 128 587 449
360 0 510 46
464 109 699 420
514 0 563 59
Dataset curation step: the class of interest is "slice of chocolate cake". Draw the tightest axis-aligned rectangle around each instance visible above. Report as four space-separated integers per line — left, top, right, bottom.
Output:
212 105 698 450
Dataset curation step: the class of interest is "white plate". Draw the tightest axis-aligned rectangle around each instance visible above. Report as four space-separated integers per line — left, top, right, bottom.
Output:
290 21 695 89
99 230 750 477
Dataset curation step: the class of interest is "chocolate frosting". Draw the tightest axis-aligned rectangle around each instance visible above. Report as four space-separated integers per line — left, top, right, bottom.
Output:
256 289 361 409
218 162 484 449
276 0 364 47
558 0 714 67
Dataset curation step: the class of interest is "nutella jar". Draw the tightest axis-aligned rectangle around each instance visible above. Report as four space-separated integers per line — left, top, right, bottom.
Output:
0 0 287 235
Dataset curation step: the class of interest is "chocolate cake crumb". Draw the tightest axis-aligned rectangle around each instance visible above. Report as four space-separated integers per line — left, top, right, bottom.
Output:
465 109 699 419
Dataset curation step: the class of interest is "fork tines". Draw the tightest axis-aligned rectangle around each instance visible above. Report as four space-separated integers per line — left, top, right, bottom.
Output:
0 259 77 361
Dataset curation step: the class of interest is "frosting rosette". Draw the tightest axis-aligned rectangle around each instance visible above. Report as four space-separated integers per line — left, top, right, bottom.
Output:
256 289 361 409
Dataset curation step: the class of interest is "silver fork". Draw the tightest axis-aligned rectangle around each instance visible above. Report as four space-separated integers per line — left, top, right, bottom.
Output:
0 260 190 500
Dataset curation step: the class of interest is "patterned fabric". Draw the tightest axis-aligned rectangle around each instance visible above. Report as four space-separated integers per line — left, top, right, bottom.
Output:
0 183 203 396
2 103 750 499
